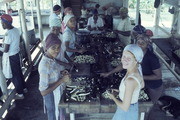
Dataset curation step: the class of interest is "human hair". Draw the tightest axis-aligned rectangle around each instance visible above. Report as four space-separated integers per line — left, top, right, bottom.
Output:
53 5 61 12
95 4 100 8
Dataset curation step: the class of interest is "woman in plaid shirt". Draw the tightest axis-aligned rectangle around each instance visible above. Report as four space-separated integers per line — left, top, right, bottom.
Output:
38 34 70 120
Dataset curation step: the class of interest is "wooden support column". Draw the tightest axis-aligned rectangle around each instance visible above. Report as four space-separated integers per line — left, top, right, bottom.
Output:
36 0 43 41
70 113 75 120
30 0 35 30
4 3 8 14
58 0 61 6
123 0 129 8
135 0 140 25
18 0 32 63
50 0 53 13
177 0 180 34
154 4 161 36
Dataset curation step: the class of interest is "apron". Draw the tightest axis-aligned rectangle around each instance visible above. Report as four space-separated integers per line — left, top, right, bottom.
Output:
2 53 12 79
53 83 66 120
0 56 8 95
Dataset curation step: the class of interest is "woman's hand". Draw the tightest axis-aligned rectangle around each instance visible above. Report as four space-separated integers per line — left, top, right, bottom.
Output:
61 70 69 76
61 74 71 83
93 27 97 30
107 91 116 100
111 89 119 93
78 48 87 54
107 89 119 100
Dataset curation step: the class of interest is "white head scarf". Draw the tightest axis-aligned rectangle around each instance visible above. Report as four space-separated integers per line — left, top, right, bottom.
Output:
63 14 75 27
123 44 144 76
49 18 61 27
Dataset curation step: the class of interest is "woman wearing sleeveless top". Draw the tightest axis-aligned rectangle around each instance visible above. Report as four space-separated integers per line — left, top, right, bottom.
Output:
108 44 144 120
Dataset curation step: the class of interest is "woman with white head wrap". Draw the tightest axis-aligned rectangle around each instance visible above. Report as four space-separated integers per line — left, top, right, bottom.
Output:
62 15 86 62
108 44 144 120
61 10 74 33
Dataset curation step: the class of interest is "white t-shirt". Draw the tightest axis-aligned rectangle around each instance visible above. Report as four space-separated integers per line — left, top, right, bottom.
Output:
116 17 131 46
4 27 20 56
49 13 61 27
81 9 88 18
62 27 76 57
87 16 104 29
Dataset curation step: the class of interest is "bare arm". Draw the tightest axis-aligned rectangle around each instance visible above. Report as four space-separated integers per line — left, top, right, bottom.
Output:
143 68 162 80
55 57 71 69
65 41 85 54
65 41 81 53
115 30 131 36
108 64 123 75
40 74 70 96
109 78 137 111
100 64 123 77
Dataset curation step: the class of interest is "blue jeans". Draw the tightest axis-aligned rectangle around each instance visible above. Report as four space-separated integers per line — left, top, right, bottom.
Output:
43 92 56 120
112 103 138 120
43 91 65 120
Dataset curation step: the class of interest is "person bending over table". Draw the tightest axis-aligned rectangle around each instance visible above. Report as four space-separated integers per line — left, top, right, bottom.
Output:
62 15 86 61
87 9 104 31
113 7 131 46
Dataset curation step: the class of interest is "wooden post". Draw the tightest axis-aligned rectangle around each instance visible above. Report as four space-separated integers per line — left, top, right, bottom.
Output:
50 0 53 13
177 0 180 34
123 0 129 8
140 112 145 120
58 0 61 6
36 0 43 41
70 113 75 120
4 3 8 14
154 4 161 36
18 0 32 63
135 0 140 25
30 0 35 30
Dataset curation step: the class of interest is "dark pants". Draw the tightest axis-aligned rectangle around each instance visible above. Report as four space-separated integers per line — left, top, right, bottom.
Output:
146 84 164 104
9 53 25 94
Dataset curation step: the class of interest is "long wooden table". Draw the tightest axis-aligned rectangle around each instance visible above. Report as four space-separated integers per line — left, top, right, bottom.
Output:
59 94 152 120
